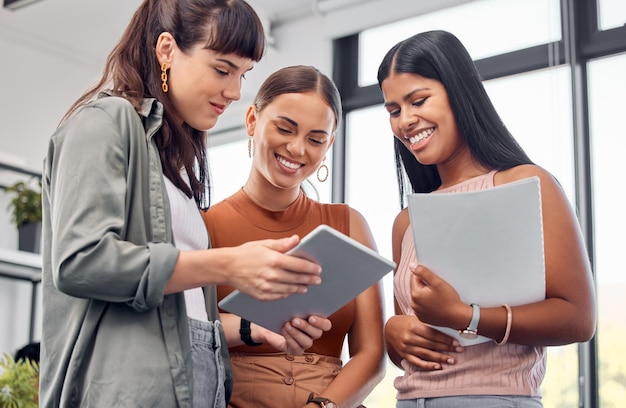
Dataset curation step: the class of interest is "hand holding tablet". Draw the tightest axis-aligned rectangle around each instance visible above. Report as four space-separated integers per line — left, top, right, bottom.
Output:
218 224 395 333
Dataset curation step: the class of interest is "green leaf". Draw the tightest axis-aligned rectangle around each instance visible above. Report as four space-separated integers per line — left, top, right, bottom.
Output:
4 179 42 229
0 354 39 408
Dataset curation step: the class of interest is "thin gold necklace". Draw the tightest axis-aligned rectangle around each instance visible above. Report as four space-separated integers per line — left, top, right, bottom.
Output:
242 185 302 211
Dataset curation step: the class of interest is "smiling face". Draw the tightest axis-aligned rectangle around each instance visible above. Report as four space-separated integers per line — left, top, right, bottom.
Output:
381 71 468 167
157 33 255 131
246 91 336 194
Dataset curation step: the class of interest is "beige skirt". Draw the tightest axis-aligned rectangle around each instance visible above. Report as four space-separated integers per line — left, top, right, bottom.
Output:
227 352 342 408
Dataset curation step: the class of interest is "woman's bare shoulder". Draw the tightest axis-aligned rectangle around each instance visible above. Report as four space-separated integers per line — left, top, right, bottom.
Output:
392 208 410 236
495 164 557 187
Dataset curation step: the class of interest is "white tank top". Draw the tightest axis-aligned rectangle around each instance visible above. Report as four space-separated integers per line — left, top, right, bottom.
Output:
163 171 209 322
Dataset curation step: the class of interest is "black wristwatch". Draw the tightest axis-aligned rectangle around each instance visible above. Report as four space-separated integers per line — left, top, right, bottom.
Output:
239 318 263 347
306 392 337 408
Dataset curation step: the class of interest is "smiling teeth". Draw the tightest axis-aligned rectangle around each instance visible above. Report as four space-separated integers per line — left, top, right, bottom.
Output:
408 128 434 144
277 156 301 170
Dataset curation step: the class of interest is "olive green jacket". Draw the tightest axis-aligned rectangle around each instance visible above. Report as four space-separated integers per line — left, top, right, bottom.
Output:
40 95 228 407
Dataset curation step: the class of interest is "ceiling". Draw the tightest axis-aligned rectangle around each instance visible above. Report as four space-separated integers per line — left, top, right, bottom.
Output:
0 0 343 70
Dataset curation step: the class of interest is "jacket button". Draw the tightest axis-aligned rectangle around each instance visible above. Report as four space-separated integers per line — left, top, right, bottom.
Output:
285 355 294 361
283 376 294 385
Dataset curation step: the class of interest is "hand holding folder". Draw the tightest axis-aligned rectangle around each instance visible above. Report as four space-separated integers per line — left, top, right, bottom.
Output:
407 177 546 345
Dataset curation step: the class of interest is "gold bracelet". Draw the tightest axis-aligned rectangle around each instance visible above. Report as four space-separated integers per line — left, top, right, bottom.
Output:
495 303 512 346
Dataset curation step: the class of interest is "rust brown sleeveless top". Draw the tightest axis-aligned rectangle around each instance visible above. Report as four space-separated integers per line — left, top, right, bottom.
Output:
202 188 352 358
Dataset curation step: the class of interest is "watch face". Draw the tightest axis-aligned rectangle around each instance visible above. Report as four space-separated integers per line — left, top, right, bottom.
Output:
459 330 478 339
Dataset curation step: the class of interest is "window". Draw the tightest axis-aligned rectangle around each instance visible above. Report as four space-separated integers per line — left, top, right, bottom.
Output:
207 138 249 204
598 0 626 30
588 52 626 407
483 67 575 200
358 0 561 87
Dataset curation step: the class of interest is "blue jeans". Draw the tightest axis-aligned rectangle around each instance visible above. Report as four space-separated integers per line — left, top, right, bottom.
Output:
397 395 543 408
189 318 227 408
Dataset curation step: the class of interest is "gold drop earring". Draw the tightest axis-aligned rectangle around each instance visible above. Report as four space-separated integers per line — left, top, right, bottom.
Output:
317 159 329 182
247 137 253 158
161 63 169 93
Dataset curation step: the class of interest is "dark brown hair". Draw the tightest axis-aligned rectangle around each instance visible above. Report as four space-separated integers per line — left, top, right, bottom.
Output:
63 0 266 208
254 65 342 131
377 30 532 204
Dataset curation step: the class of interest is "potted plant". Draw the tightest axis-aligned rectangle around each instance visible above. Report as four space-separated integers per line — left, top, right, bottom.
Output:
4 179 42 253
0 353 39 408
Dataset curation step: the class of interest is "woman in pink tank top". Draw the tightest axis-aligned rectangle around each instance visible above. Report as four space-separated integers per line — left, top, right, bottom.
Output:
377 30 596 407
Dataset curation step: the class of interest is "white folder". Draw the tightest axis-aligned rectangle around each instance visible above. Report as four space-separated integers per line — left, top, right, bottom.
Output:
407 176 546 345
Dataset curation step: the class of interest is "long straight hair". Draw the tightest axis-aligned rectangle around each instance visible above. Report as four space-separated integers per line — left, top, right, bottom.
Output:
62 0 266 209
377 30 532 206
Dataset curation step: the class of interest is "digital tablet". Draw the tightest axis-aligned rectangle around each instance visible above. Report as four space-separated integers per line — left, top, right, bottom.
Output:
218 224 396 334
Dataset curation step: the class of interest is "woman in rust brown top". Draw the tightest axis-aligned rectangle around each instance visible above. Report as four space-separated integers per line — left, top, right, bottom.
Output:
202 65 385 408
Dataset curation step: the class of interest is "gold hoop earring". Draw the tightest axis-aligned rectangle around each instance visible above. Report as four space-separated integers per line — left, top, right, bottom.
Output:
247 137 253 158
161 63 169 93
317 162 329 183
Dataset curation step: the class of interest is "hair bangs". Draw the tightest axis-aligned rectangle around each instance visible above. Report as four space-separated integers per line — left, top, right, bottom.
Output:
204 2 266 61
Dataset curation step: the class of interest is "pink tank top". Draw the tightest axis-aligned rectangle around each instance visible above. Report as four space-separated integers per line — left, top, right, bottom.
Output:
393 170 546 399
